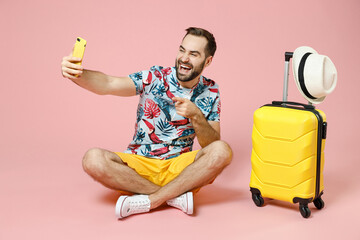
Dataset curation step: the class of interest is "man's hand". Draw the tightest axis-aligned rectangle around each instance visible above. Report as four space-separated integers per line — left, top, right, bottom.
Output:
61 53 84 80
172 97 202 120
172 96 220 147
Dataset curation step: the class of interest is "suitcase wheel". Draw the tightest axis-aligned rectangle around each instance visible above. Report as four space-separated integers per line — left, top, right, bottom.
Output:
313 197 325 210
299 204 311 218
252 193 264 207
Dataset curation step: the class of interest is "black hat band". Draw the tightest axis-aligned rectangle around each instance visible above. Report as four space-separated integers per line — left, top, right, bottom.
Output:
298 52 317 100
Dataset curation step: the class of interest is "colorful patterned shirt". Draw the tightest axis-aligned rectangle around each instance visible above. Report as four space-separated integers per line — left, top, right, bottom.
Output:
124 66 221 160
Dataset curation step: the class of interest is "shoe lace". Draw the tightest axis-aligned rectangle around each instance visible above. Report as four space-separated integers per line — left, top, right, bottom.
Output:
127 199 150 214
168 195 186 208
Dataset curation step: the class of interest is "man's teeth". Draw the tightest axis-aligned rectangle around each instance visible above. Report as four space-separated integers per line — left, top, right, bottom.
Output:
181 65 191 70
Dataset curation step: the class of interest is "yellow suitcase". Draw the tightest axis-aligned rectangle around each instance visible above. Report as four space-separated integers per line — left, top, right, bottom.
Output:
249 52 327 218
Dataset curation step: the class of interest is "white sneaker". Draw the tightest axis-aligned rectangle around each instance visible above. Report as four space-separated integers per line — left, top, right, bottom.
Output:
115 195 151 219
166 192 193 215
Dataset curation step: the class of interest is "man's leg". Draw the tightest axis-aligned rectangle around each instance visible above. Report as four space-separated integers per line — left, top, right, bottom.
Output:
148 140 233 209
82 148 160 194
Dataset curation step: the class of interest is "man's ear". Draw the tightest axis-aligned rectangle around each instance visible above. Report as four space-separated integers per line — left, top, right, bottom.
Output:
205 56 213 68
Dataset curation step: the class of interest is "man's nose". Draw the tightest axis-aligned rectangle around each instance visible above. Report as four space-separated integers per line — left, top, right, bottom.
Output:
180 53 190 63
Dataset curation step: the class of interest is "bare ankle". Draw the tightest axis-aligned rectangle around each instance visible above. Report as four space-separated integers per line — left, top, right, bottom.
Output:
148 194 166 209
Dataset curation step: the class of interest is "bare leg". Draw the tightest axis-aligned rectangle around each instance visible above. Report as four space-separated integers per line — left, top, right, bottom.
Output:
148 140 233 209
82 148 160 194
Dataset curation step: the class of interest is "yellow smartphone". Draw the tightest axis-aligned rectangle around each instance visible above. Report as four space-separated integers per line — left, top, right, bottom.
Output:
72 37 87 65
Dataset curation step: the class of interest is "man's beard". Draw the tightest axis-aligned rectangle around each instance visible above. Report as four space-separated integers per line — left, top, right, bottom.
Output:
175 59 206 82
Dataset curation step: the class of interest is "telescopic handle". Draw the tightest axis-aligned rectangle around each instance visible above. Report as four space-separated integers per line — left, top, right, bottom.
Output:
283 52 294 102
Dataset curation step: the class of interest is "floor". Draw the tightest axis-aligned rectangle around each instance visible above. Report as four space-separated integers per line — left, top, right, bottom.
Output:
1 143 359 240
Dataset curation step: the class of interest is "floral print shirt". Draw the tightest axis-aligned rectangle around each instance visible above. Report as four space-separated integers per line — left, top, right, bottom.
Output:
124 66 221 160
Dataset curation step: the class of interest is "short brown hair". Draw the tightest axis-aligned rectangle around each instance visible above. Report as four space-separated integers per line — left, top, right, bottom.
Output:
184 27 217 57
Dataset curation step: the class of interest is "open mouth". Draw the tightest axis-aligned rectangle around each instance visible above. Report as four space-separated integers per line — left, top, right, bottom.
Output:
178 63 192 74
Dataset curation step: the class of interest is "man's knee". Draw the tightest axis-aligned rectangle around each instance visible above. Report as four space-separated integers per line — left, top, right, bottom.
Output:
206 140 233 169
82 148 106 178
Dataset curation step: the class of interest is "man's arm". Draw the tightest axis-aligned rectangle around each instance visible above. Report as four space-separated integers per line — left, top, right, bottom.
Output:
172 97 220 148
190 117 220 148
61 54 136 96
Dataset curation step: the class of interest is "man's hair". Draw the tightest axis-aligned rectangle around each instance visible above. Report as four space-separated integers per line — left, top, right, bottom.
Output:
184 27 217 57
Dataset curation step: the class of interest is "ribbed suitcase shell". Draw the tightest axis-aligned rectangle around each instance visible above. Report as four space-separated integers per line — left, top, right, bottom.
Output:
250 105 326 203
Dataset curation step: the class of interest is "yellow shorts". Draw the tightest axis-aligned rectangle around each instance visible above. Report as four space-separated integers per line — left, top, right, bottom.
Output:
115 150 199 187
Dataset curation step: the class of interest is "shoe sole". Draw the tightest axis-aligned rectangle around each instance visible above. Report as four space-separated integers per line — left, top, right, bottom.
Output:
115 195 128 219
186 192 194 215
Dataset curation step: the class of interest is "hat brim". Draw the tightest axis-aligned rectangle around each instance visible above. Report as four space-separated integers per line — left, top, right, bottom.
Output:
292 46 325 104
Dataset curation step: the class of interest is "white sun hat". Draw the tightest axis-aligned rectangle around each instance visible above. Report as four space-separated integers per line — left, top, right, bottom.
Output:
292 46 337 104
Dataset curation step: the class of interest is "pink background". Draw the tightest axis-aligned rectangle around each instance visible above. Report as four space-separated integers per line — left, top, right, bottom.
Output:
1 0 359 239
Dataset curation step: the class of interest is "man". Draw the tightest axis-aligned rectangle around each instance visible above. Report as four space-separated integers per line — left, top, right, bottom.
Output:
61 27 232 219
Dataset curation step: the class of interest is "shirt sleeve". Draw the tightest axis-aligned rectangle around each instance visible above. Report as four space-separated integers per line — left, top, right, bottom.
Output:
128 70 150 95
207 92 221 122
129 66 164 95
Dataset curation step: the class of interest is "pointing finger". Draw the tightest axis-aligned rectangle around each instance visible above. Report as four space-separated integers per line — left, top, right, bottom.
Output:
172 97 186 102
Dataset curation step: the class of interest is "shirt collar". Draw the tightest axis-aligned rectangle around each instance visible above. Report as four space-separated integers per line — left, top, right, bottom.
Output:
172 67 204 92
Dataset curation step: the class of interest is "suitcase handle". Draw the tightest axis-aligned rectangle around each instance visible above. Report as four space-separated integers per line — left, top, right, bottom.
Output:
283 52 293 102
285 52 293 62
272 101 315 110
